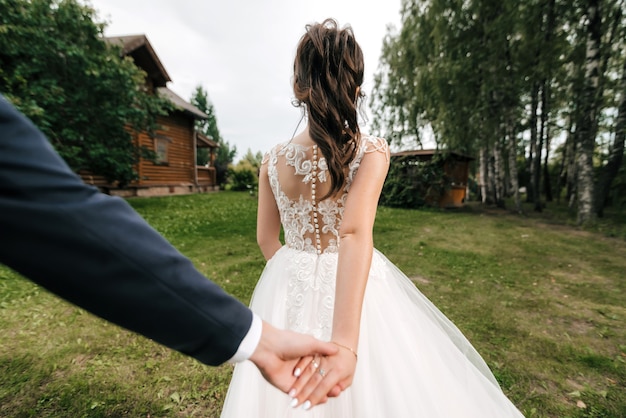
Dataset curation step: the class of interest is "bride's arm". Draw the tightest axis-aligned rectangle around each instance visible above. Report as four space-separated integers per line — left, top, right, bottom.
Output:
257 162 282 261
288 141 390 408
331 144 389 356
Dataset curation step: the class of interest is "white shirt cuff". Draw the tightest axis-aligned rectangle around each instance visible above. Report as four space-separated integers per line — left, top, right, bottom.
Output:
227 312 262 363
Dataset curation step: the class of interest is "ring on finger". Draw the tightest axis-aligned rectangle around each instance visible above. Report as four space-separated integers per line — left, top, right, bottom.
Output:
318 367 326 377
310 360 319 370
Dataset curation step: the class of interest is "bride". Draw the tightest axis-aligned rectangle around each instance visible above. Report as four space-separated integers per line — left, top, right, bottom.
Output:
221 18 525 417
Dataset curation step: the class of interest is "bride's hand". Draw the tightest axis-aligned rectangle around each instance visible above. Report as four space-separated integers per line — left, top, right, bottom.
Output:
287 346 357 410
248 322 338 394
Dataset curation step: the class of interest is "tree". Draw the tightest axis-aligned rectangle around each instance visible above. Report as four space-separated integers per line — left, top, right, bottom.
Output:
593 0 626 216
0 0 169 186
373 0 524 208
190 85 236 187
240 148 264 170
373 0 626 221
595 49 626 216
574 0 603 224
189 85 211 166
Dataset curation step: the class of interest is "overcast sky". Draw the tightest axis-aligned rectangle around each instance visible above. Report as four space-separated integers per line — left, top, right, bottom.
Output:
87 0 403 158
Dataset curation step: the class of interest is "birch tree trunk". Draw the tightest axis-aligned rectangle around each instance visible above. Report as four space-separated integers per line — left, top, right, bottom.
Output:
534 85 545 212
528 84 540 204
542 85 554 203
541 0 556 204
575 0 602 225
532 0 556 210
595 58 626 216
556 126 568 204
479 146 491 204
507 116 522 213
543 118 553 202
493 138 506 208
488 150 498 205
566 118 579 210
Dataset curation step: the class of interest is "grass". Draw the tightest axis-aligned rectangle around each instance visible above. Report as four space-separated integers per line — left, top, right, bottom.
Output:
1 192 625 417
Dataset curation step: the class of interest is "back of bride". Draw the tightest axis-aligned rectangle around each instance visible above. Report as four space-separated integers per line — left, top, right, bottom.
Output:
220 18 525 418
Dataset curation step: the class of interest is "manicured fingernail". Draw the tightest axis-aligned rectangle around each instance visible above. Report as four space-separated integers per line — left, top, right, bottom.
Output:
294 368 302 377
289 388 297 398
290 398 299 408
302 400 311 410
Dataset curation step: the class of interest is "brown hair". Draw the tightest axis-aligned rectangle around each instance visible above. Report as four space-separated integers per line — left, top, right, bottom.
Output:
293 18 365 199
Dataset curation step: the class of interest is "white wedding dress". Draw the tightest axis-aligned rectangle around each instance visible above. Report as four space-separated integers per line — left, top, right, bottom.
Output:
221 135 525 417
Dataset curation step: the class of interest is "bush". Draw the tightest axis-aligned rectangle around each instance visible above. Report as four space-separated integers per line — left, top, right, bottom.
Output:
228 160 258 192
379 156 448 209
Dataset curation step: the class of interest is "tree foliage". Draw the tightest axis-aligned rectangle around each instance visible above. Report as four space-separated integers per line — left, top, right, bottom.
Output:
190 85 236 187
0 0 170 186
240 148 264 170
373 0 626 221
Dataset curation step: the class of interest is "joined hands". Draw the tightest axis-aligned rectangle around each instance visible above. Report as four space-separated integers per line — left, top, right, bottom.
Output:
287 343 358 410
248 321 357 410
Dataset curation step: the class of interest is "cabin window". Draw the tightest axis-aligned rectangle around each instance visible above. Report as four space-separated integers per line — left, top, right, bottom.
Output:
154 135 171 165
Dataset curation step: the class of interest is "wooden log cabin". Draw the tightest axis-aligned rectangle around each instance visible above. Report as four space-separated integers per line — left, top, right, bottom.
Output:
81 34 218 197
390 149 475 208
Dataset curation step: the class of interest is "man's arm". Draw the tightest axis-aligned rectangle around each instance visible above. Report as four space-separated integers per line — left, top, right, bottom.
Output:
0 96 339 403
0 95 252 365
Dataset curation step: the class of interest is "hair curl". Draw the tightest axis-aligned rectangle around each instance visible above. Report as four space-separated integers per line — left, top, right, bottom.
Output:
293 18 365 199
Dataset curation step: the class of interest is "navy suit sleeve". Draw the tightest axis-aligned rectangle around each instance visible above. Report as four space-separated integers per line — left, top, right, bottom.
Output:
0 95 252 366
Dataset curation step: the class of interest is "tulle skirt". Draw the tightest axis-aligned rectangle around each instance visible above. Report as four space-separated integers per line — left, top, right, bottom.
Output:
221 246 525 417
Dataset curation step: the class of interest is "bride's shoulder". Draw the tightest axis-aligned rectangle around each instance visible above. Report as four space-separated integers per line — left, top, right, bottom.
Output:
261 141 290 164
358 134 390 159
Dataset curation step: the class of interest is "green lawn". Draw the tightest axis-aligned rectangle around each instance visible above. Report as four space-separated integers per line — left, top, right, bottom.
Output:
1 192 624 417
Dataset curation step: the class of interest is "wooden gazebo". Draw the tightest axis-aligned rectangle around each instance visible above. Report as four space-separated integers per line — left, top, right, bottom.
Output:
390 149 474 208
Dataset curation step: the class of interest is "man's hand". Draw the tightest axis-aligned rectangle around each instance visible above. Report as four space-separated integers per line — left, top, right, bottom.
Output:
248 321 338 396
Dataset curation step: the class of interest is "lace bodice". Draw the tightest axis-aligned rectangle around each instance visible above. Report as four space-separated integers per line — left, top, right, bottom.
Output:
263 135 388 255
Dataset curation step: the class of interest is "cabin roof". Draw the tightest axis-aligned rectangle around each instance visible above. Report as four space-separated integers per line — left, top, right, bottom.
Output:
196 131 219 148
106 35 207 120
107 35 172 87
158 87 208 120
